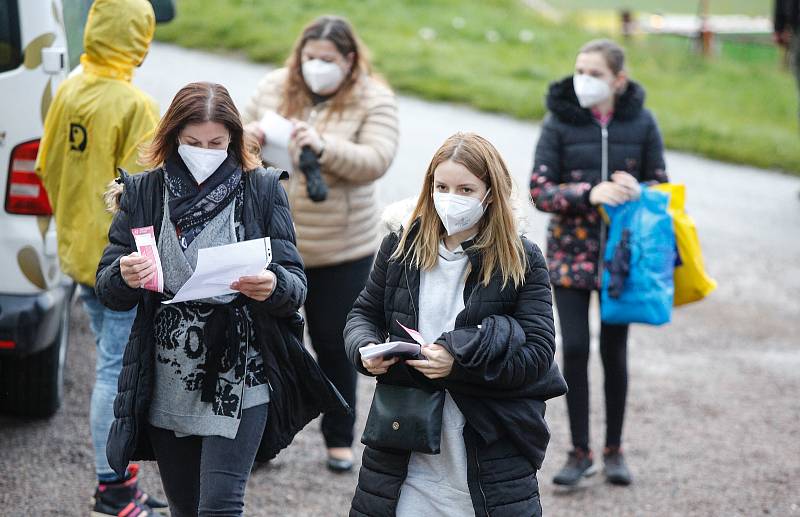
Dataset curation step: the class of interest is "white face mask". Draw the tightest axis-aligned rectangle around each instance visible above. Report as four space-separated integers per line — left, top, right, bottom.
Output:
302 59 346 94
177 144 228 184
433 189 490 237
573 73 613 108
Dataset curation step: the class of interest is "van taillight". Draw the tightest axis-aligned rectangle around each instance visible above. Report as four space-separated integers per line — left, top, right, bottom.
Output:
5 139 53 215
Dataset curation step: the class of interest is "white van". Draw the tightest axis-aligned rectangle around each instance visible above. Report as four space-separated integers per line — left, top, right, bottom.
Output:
0 0 173 417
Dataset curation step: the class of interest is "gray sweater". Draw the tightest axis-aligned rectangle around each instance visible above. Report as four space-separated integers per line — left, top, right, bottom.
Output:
396 241 476 517
148 191 269 439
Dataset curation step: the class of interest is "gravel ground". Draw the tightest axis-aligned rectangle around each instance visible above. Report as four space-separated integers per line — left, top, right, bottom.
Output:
1 43 798 517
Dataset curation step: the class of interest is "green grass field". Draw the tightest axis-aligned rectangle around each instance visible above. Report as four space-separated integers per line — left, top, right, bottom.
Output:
554 0 770 16
156 0 799 173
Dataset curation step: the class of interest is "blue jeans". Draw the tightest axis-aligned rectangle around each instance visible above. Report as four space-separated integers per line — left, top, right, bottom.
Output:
78 284 137 482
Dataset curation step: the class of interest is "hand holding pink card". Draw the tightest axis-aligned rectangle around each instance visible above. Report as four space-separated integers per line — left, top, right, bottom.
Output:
131 226 164 293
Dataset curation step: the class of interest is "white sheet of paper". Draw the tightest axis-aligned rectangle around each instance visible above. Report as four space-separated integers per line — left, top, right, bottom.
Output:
359 342 422 360
162 237 272 304
259 111 294 173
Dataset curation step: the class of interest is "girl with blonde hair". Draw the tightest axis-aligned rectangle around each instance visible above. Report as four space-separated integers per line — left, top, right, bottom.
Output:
345 133 566 516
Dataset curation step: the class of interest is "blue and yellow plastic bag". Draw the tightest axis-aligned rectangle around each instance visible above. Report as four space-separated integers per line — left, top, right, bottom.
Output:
601 186 676 325
651 183 717 306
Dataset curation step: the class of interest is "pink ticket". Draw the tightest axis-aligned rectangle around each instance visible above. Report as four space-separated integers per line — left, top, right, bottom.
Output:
396 320 427 346
131 226 164 293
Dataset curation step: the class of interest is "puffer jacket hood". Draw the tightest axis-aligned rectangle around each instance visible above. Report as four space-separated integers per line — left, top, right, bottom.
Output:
531 76 667 290
546 75 646 125
81 0 155 81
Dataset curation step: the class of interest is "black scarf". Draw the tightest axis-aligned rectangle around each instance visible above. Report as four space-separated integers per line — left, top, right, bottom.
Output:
200 296 248 403
164 153 244 249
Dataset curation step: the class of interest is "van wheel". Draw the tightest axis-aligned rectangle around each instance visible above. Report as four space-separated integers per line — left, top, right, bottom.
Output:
0 300 70 418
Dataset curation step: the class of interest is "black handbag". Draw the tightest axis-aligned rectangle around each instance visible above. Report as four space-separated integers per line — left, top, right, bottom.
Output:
361 383 445 454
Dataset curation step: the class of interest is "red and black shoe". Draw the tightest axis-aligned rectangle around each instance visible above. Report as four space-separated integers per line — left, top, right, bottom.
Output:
129 464 168 511
92 464 167 516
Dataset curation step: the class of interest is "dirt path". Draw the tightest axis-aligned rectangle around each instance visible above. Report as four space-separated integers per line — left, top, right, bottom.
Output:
1 43 798 516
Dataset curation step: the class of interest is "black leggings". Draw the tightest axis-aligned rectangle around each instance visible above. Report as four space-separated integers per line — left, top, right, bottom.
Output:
147 404 268 517
553 287 629 451
304 254 374 448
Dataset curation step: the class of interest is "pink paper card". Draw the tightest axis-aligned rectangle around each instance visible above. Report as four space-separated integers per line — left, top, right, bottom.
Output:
131 226 164 293
396 320 427 346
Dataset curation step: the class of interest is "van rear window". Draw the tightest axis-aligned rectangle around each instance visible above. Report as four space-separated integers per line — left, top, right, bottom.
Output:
0 0 22 73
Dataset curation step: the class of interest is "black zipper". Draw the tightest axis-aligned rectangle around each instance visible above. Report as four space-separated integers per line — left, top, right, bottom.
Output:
463 277 480 319
404 264 418 328
474 445 490 516
597 121 610 288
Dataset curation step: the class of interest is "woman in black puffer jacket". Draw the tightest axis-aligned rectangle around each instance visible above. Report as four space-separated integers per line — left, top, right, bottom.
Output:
530 39 668 488
95 82 346 516
345 133 567 517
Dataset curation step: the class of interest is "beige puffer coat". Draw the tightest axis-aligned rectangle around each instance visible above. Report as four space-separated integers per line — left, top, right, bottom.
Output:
242 68 399 268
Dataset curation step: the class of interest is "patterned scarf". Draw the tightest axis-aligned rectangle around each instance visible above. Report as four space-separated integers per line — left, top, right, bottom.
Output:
164 153 244 250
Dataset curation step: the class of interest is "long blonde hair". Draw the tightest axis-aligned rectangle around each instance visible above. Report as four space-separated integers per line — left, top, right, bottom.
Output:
392 133 527 288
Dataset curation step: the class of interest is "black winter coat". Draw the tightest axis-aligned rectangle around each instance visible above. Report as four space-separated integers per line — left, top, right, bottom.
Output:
775 0 800 32
530 76 668 291
344 221 567 517
95 165 347 477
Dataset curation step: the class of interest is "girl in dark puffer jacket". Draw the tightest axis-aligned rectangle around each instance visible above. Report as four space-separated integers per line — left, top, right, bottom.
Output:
346 133 566 517
530 39 668 487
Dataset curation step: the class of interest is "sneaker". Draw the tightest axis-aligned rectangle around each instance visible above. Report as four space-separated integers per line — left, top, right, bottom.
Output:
603 447 632 486
552 448 597 486
92 464 167 516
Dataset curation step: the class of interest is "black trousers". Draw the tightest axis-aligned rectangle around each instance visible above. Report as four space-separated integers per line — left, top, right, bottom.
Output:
147 404 268 517
553 287 629 451
304 254 374 448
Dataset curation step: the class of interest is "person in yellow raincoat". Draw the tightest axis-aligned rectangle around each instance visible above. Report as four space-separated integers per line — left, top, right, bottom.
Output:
35 0 166 514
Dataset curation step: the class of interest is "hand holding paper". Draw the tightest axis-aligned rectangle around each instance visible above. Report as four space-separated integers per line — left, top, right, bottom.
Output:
395 320 455 379
405 344 455 380
130 226 164 292
163 237 272 304
360 349 399 376
359 341 422 360
230 269 277 302
259 111 295 173
358 320 428 362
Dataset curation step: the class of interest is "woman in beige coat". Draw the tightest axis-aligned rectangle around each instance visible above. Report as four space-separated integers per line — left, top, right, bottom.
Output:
243 15 399 472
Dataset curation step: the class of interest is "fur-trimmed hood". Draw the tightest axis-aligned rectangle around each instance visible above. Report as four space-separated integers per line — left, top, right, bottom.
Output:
545 75 646 126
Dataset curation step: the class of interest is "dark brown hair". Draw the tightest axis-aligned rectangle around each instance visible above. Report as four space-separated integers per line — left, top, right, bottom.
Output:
579 39 626 75
279 15 373 120
140 81 261 170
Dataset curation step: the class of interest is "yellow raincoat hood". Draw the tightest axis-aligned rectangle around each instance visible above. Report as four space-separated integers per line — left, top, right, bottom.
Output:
81 0 155 81
36 0 159 286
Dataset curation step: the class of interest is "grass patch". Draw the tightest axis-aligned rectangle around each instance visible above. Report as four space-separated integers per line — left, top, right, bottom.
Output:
156 0 799 173
553 0 771 16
